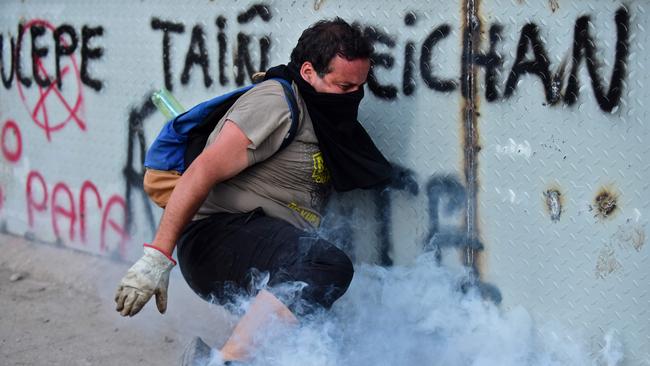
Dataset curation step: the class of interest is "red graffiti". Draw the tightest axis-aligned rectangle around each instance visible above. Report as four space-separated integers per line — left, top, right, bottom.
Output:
101 196 129 257
26 171 48 227
26 170 129 258
1 120 22 163
16 19 85 141
80 180 102 243
52 182 76 241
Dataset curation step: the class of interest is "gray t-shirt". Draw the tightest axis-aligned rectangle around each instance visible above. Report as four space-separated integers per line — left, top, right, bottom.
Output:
194 79 332 230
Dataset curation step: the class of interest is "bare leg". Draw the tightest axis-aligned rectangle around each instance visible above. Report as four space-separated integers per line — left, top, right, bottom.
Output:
220 289 298 362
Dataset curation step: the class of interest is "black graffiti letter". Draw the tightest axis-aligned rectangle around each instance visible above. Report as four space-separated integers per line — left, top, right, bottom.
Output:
236 4 272 23
504 23 555 103
81 26 104 91
473 24 503 102
421 24 456 92
364 26 397 100
402 12 418 96
216 16 228 86
375 165 419 266
424 175 466 262
403 42 417 96
181 25 213 88
123 93 158 235
326 205 357 262
0 34 15 88
16 23 32 87
54 24 78 90
151 18 185 91
564 7 629 112
234 4 272 86
31 25 51 87
234 33 271 86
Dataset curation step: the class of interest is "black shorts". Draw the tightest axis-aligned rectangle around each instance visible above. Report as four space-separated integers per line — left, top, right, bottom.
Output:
176 208 354 315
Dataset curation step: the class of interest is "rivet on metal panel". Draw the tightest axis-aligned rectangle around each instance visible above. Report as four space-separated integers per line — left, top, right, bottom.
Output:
544 188 562 222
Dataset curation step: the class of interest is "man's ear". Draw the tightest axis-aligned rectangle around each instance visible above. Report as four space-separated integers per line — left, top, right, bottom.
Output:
300 61 316 83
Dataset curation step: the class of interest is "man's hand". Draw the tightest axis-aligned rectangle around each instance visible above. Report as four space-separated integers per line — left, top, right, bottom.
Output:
115 246 176 317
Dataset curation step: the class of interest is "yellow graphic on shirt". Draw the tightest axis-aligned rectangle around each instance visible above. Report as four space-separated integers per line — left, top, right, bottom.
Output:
287 202 321 227
312 152 331 184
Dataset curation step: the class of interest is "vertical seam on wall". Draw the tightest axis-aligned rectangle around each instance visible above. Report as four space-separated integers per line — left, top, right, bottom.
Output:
462 0 480 270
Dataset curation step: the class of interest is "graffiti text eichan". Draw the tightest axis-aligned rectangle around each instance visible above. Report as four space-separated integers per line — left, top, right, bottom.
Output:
370 6 629 113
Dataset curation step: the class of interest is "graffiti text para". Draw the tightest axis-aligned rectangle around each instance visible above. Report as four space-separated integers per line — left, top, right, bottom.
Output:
26 170 129 258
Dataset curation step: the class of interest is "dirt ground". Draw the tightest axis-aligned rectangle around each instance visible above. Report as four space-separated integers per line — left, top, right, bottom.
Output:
0 234 234 366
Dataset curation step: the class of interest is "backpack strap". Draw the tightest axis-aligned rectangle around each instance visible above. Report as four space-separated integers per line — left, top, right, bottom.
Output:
270 78 300 151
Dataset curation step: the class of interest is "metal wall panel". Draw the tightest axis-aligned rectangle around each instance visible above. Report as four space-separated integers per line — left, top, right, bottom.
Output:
477 2 649 364
0 0 647 364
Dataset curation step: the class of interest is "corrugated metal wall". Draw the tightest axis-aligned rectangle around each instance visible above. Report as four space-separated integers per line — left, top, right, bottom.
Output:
0 1 647 364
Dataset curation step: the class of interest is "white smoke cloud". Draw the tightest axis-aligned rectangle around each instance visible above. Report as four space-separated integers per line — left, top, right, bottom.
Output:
212 252 623 366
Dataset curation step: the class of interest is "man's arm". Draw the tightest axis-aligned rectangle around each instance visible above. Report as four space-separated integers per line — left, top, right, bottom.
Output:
114 120 250 317
152 120 251 256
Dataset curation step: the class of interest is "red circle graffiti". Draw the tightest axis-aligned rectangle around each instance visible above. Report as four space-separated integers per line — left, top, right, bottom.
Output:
1 120 22 162
15 19 85 142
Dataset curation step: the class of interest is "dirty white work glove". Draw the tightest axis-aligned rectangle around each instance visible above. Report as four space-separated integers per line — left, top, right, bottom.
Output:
115 245 176 317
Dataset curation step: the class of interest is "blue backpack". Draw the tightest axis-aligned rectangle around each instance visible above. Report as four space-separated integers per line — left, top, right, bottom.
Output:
143 78 299 208
145 78 299 174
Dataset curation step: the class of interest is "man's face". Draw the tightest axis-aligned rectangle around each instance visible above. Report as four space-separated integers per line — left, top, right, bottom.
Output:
300 55 370 94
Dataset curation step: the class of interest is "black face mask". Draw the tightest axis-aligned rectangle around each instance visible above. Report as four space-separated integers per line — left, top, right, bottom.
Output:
265 63 393 192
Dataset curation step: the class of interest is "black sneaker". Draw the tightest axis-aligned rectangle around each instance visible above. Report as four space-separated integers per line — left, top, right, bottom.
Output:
181 336 222 366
